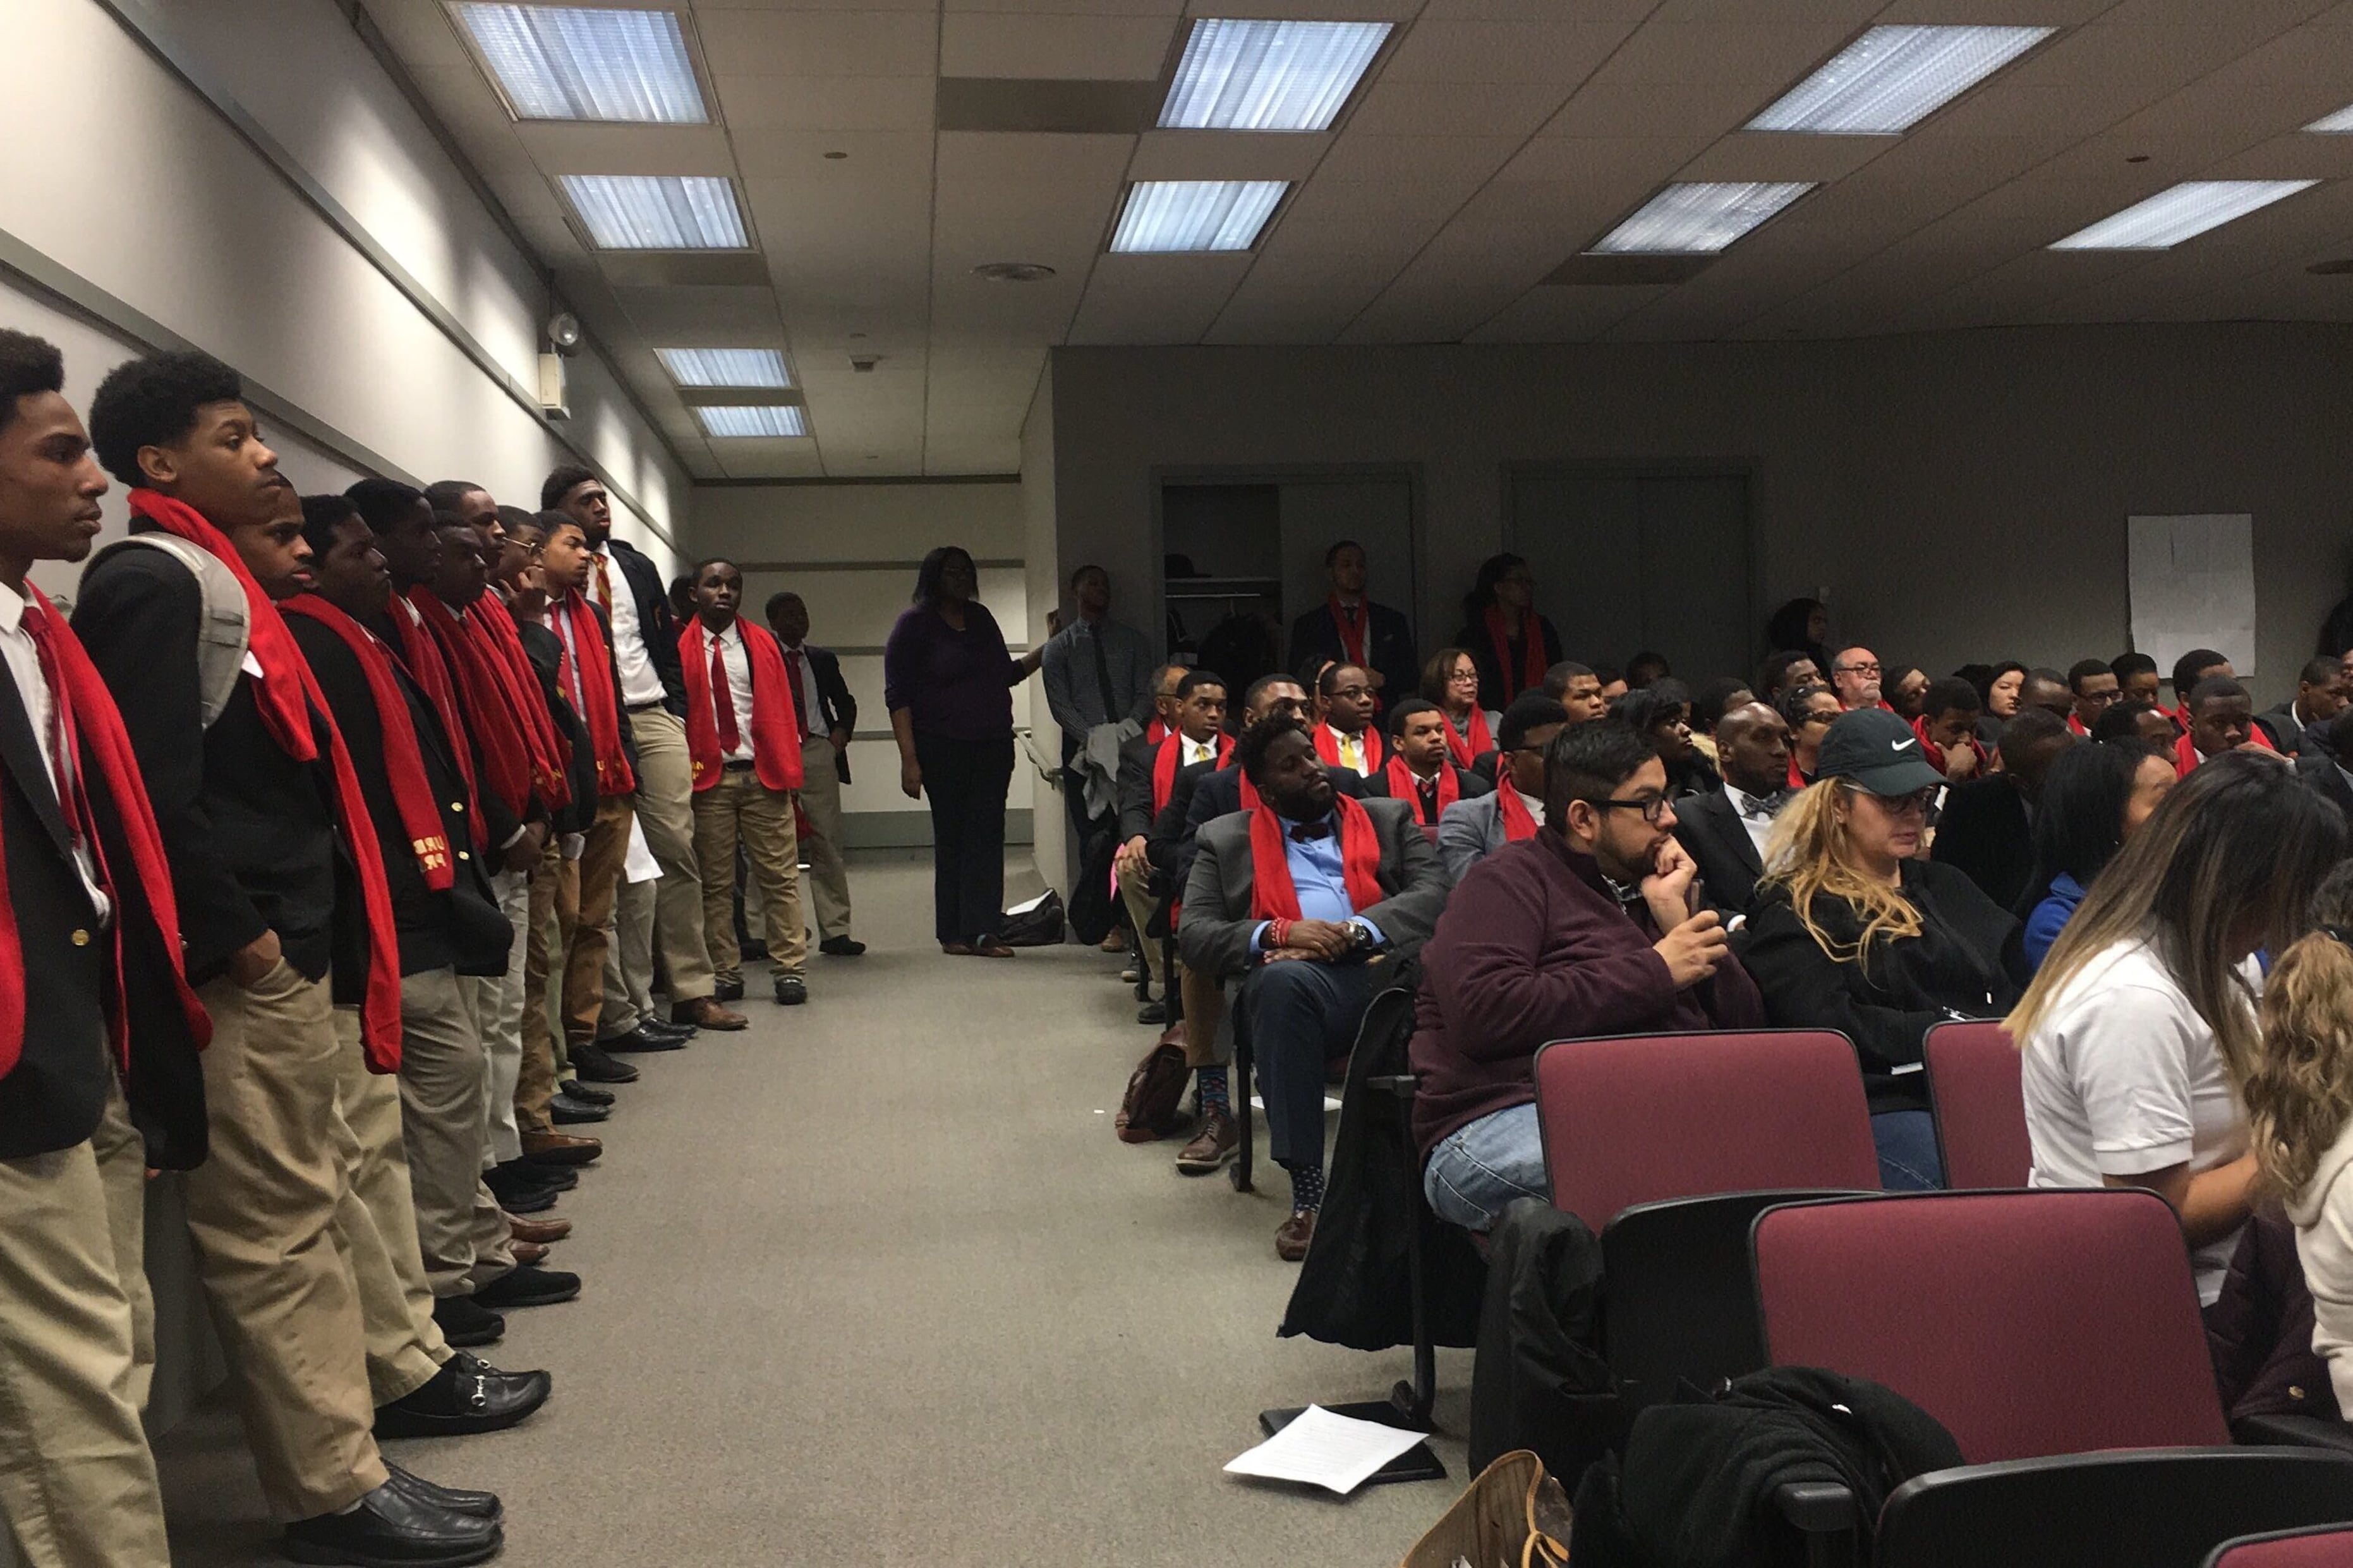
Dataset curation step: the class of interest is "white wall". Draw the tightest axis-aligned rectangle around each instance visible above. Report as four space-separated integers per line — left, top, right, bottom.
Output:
1020 365 1067 892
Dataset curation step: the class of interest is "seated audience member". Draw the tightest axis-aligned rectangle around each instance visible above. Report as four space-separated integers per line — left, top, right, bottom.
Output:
1688 675 1755 767
2297 711 2353 823
2014 754 2343 1305
2112 650 2162 709
1543 660 1611 725
1778 682 1842 788
764 589 862 956
1453 553 1560 711
1757 649 1822 706
1438 692 1570 882
1369 697 1492 828
1313 660 1384 775
1975 660 2026 749
1617 678 1720 798
1287 540 1417 718
1739 708 2035 1189
1411 724 1763 1230
2258 655 2350 756
2170 647 2233 716
1113 668 1229 1018
1624 650 1671 691
1764 596 1830 673
1884 665 1929 723
1593 666 1628 703
1829 646 1884 711
2178 676 2277 775
1420 646 1496 769
1913 675 1986 782
2019 667 2074 721
1931 709 2075 910
2017 739 2174 968
1178 719 1448 1259
2066 658 2122 736
1673 700 1791 920
2094 699 2181 746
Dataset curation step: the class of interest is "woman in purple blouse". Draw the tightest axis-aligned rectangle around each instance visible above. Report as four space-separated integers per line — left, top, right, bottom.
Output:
884 546 1044 955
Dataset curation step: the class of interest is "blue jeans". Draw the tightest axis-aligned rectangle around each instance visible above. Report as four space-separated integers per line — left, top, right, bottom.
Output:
1872 1109 1944 1191
1423 1102 1548 1231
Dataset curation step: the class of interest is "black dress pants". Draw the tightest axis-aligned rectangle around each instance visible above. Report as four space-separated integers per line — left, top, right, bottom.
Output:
916 730 1015 944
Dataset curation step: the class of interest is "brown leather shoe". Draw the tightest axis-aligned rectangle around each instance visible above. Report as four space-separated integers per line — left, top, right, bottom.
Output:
507 1214 571 1245
520 1130 602 1166
1275 1207 1317 1263
511 1241 550 1267
1175 1109 1238 1175
1099 931 1127 953
670 997 747 1032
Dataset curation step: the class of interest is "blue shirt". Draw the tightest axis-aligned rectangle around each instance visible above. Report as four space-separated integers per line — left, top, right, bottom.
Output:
1250 811 1385 955
2023 872 2086 970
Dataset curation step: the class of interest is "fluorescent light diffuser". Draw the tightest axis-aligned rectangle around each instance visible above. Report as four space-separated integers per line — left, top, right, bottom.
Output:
559 174 746 250
1749 25 2052 135
1588 183 1815 255
2306 104 2353 133
450 4 705 124
1110 181 1286 253
657 348 790 389
696 406 806 438
1160 19 1392 132
2049 180 2318 251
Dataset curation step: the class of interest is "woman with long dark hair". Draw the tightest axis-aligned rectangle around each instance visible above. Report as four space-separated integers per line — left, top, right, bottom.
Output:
2015 738 2175 967
883 546 1044 956
1451 553 1561 713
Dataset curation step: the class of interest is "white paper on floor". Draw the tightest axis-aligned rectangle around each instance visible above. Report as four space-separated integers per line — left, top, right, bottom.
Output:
1224 1405 1429 1495
1249 1094 1343 1113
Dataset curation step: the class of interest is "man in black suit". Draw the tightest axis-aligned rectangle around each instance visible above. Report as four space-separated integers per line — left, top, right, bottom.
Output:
1364 696 1492 829
1113 668 1228 1024
1673 700 1792 919
1287 540 1418 718
766 589 862 956
2297 711 2353 821
2259 655 2349 756
1931 708 2076 910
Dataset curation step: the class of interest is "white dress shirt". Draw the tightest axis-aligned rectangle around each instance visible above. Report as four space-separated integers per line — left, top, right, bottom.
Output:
1726 785 1778 860
1514 787 1547 827
1180 734 1217 767
706 620 759 763
593 549 667 708
778 640 821 739
0 586 111 922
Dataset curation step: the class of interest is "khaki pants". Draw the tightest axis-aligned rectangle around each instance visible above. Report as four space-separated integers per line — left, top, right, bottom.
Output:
561 795 631 1052
602 877 656 1036
463 863 530 1166
327 1011 447 1408
182 965 385 1520
625 706 715 1001
0 1072 170 1568
397 969 513 1296
694 767 809 982
1117 860 1169 987
533 833 587 1128
798 733 854 940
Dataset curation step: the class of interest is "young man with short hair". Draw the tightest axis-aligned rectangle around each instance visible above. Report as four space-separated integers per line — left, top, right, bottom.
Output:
2169 648 2233 726
1437 692 1570 883
1113 668 1229 1020
1931 708 2076 909
1914 675 1986 781
2179 675 2275 775
1542 661 1609 726
1313 660 1384 775
1368 697 1491 828
2019 667 2074 721
1287 540 1418 718
1673 699 1791 919
1829 646 1884 711
2065 658 2120 737
1041 562 1156 865
2111 651 2161 709
764 589 861 956
2257 655 2348 756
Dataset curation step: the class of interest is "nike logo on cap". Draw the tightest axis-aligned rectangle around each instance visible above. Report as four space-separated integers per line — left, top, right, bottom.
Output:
1892 738 1918 751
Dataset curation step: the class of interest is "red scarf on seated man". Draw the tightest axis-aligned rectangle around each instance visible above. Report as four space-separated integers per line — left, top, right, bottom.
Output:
1152 729 1233 814
1496 778 1541 842
2175 722 2275 778
0 589 211 1080
1249 792 1385 924
130 490 402 1070
1384 754 1461 825
679 617 804 794
1314 721 1384 773
552 589 636 797
281 596 454 891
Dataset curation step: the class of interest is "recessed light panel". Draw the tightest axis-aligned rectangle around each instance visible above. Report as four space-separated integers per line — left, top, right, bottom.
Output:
559 175 747 250
1588 183 1815 255
449 4 705 124
2048 181 2318 251
1109 181 1287 253
1160 19 1392 132
657 348 790 389
696 405 807 438
1748 25 2053 135
2307 104 2353 133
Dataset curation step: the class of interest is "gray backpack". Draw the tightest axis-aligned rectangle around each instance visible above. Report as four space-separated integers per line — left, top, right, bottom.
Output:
110 534 251 728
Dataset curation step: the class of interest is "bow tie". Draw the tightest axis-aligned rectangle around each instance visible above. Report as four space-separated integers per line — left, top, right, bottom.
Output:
1289 820 1333 842
1738 790 1787 822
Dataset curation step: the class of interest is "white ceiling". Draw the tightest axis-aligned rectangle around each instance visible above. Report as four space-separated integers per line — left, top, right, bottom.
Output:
362 0 2353 481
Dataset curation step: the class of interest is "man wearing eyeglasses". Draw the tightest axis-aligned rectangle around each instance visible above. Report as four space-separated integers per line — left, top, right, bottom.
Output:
1410 721 1763 1232
1829 647 1887 712
1438 691 1568 883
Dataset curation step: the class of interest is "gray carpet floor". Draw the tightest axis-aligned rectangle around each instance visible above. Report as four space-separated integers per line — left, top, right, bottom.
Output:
155 850 1472 1565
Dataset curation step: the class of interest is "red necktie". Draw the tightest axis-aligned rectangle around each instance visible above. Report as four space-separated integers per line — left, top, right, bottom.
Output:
711 638 740 752
785 648 812 739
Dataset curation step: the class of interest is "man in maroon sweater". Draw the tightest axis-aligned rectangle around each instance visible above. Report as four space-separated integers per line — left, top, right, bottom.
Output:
1409 721 1764 1231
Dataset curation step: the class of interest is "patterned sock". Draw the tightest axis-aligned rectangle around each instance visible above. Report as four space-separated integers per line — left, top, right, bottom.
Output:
1195 1066 1230 1117
1288 1164 1326 1213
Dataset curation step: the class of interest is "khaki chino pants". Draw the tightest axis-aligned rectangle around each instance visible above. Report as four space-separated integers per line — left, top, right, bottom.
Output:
463 863 531 1167
327 1010 447 1408
622 705 715 1002
693 766 808 983
396 968 514 1298
797 733 854 941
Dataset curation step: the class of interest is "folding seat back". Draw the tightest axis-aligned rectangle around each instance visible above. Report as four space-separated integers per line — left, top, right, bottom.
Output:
1924 1020 2031 1189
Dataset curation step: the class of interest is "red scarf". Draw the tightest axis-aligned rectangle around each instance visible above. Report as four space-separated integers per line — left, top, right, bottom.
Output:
282 597 454 891
1238 767 1261 812
1497 780 1541 843
1789 758 1812 792
473 593 572 811
552 590 636 796
1444 705 1494 769
1249 793 1384 922
1484 605 1547 703
1328 596 1368 668
129 491 401 1070
0 591 210 1080
1911 715 1982 778
381 599 482 848
1314 721 1384 774
1385 754 1460 825
407 589 547 819
2175 723 2276 778
2066 712 2091 738
679 617 804 794
1152 730 1233 814
1145 716 1170 747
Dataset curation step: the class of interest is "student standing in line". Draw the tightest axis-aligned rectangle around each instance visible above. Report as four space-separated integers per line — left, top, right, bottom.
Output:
765 590 863 957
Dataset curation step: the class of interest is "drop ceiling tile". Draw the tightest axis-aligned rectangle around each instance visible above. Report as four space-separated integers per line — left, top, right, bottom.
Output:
2208 132 2353 179
711 441 828 479
1420 0 1659 19
1539 81 1765 140
940 12 1178 77
1341 78 1573 139
1130 130 1333 182
691 10 940 75
1468 284 1669 342
1314 134 1522 184
512 124 737 176
1067 254 1254 342
611 284 790 337
1587 20 1866 85
1381 20 1643 84
1494 135 1721 184
1183 0 1420 16
730 128 934 181
946 0 1180 12
1673 131 1896 184
1872 0 2117 23
1283 172 1485 227
711 75 937 131
1647 0 1880 18
696 0 937 9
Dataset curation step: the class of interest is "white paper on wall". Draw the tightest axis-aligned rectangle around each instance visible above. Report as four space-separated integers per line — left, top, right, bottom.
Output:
2128 514 2257 683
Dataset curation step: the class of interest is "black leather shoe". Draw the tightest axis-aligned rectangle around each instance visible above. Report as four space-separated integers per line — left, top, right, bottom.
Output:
473 1264 581 1310
598 1024 684 1053
1137 999 1168 1025
282 1479 500 1566
429 1294 503 1349
819 935 866 957
481 1162 555 1212
374 1354 550 1438
550 1093 609 1125
567 1040 639 1083
639 1016 696 1043
559 1078 615 1106
383 1464 500 1524
773 974 808 1006
713 977 745 1003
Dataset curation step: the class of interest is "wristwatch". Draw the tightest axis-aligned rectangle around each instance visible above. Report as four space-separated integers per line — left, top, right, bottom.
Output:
1348 920 1380 956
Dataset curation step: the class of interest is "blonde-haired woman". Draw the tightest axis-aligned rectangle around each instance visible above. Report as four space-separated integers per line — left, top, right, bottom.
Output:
1738 708 2033 1188
2013 752 2341 1306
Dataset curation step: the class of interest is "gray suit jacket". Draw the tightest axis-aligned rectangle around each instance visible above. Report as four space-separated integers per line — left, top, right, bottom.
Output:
1178 795 1449 980
1437 789 1529 884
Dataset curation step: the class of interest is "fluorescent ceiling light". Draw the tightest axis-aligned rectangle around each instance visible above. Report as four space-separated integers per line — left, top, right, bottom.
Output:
1160 19 1392 132
449 4 705 123
2306 104 2353 132
2049 180 2318 250
696 406 806 438
1110 181 1286 253
559 174 746 250
1588 182 1815 255
1749 25 2053 135
657 348 790 389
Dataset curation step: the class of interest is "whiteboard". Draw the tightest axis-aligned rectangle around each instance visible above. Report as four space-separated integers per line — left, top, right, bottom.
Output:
2128 514 2257 682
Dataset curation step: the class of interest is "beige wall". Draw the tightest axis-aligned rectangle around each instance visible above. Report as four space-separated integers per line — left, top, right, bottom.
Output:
1020 365 1067 891
1047 325 2353 695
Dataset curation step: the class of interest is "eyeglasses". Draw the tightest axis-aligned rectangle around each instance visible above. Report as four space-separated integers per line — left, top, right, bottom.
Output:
1447 671 1480 685
1870 788 1938 817
1329 685 1372 702
1591 793 1673 824
1836 661 1882 676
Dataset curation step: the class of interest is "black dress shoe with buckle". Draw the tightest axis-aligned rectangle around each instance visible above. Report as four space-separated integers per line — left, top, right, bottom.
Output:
559 1078 615 1106
282 1479 501 1566
383 1464 501 1523
567 1040 639 1083
373 1353 551 1439
429 1294 504 1349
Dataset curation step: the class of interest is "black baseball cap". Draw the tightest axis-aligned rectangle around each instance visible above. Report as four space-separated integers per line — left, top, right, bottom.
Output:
1815 707 1947 796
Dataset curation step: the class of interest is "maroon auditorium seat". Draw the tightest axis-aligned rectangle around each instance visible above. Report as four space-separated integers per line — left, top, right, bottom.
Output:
1923 1019 2032 1189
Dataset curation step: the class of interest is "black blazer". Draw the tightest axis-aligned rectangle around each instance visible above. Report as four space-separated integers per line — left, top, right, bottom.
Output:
1451 613 1563 713
2299 750 2353 824
1362 761 1492 826
1288 600 1418 717
1928 775 2035 912
603 537 684 713
793 642 855 786
0 665 205 1166
1674 789 1769 919
517 620 603 836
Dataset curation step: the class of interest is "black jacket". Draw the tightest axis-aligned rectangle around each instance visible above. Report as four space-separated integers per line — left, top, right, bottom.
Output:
2258 699 2319 756
1288 600 1418 718
1736 860 2031 1113
1362 759 1492 826
790 641 855 785
1674 788 1769 918
2299 749 2353 825
599 536 684 713
1929 773 2035 912
518 617 609 834
1451 613 1563 713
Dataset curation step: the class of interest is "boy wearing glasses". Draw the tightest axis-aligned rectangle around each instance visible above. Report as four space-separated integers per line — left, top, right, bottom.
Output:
1437 691 1568 883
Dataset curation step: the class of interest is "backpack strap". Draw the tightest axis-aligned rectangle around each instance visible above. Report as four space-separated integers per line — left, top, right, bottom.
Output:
111 534 250 728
